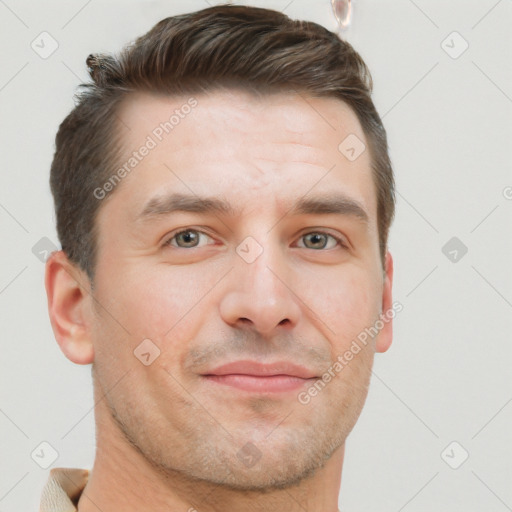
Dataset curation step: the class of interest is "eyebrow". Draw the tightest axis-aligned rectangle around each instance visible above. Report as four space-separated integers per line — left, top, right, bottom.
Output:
137 192 369 224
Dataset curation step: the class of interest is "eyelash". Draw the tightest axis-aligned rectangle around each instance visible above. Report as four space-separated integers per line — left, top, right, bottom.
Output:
162 228 348 250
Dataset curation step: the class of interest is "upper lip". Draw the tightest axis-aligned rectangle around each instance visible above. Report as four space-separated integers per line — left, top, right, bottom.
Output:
203 360 318 379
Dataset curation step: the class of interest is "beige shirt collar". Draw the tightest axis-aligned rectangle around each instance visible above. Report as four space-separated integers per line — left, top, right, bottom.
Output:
39 467 89 512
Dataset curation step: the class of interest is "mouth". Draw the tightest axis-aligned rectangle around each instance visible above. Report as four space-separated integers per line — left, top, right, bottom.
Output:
201 360 319 393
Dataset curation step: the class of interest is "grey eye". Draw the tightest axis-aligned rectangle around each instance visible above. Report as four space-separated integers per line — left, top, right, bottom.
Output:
301 232 338 250
169 230 204 248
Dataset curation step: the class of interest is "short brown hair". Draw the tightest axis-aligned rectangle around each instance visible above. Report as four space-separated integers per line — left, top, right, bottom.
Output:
50 5 395 283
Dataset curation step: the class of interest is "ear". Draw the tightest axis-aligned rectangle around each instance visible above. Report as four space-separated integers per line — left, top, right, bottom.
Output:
375 250 394 353
45 250 94 365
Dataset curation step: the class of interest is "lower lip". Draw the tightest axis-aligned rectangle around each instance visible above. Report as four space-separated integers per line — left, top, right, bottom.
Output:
203 374 316 393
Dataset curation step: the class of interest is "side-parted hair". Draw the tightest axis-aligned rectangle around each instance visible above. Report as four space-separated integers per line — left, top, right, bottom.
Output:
50 5 395 283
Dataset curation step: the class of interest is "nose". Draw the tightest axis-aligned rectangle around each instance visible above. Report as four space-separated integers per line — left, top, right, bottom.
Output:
219 240 301 336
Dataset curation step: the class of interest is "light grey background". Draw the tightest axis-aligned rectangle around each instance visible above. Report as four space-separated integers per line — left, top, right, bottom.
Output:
1 0 511 510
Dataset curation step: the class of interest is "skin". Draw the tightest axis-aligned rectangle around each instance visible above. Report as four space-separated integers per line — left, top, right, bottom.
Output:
45 89 393 512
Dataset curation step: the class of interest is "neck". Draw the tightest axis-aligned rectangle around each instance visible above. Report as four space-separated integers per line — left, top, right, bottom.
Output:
78 386 344 511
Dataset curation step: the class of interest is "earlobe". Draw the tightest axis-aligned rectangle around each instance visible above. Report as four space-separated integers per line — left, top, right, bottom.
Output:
375 250 394 353
45 251 94 365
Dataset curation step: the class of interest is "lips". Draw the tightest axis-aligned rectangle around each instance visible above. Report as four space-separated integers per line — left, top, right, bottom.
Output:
201 360 319 393
205 360 318 378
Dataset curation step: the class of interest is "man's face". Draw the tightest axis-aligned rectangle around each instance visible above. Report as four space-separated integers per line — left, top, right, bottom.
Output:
87 89 392 490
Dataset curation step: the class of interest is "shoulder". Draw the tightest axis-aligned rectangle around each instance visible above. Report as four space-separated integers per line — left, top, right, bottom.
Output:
39 467 89 512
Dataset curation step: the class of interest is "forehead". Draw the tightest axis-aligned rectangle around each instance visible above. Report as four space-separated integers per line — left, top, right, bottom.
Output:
109 89 376 222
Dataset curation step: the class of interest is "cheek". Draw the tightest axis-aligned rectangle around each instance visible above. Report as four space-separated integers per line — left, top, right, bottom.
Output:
105 266 215 346
303 268 380 346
